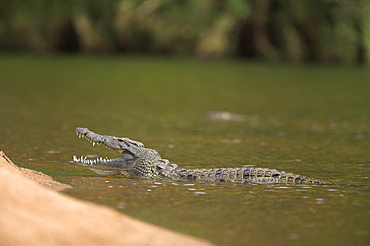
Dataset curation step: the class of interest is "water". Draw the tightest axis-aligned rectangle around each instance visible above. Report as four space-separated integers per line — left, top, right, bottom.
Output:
1 55 369 245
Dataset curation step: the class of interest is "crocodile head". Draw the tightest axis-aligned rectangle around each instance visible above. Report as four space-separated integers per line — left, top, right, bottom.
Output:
72 127 160 176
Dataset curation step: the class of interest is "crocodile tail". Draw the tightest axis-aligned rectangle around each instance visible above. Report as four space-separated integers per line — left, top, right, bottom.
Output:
175 167 330 184
241 168 331 184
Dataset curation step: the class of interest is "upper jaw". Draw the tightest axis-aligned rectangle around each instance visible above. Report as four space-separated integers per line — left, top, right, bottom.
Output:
75 127 119 150
75 127 145 155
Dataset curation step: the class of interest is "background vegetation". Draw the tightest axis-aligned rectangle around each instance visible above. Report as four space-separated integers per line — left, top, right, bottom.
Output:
0 0 369 65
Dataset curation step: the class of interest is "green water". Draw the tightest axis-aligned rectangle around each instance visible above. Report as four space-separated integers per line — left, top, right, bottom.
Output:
1 55 369 245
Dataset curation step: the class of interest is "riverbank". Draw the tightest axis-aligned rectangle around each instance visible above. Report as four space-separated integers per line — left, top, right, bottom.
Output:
0 151 214 246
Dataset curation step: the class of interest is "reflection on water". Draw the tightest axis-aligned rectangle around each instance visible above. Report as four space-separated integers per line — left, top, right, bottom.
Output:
67 176 369 245
0 55 369 245
206 111 259 122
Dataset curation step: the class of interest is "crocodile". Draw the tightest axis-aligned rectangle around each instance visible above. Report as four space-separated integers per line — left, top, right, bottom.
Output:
72 127 331 184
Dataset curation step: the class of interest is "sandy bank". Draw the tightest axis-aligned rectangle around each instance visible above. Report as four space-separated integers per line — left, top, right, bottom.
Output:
0 151 214 246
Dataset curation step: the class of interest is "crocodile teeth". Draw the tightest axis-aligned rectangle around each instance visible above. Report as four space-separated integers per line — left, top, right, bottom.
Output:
73 155 116 165
75 132 114 150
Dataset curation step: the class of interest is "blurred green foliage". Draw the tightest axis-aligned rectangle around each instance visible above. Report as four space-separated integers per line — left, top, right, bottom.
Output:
0 0 368 64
